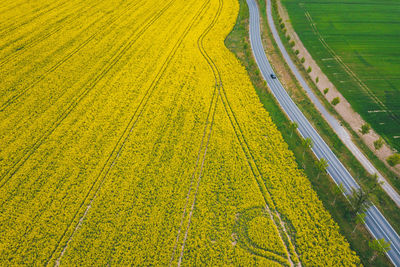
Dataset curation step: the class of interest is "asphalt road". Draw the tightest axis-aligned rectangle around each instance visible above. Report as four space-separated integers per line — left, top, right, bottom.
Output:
246 0 400 265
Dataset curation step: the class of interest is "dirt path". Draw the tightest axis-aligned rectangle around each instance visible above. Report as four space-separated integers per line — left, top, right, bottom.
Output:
275 0 400 176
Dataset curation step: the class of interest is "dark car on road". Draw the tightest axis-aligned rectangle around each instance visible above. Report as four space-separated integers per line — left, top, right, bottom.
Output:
270 73 276 79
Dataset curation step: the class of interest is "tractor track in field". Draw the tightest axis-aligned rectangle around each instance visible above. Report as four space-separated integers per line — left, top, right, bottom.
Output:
172 1 297 265
0 1 62 26
0 0 145 111
0 0 169 207
180 0 298 264
234 206 292 266
0 0 99 54
217 52 297 264
0 0 70 36
108 50 192 265
218 68 298 266
0 0 177 190
44 1 215 264
0 0 109 65
175 2 221 266
169 1 219 264
0 0 64 24
0 1 29 16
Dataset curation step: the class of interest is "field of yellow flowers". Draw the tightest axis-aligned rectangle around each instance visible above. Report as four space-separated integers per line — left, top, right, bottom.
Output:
0 0 360 265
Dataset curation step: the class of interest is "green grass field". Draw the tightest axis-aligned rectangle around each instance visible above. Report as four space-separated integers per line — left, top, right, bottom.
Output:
281 0 400 151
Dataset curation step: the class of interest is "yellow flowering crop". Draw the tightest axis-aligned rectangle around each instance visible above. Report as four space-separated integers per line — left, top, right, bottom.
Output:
0 0 360 265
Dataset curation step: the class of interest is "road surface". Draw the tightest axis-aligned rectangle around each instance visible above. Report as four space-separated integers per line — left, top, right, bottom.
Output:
246 0 400 265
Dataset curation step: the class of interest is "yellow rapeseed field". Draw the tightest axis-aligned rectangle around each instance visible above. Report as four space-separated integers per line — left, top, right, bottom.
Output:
0 0 360 265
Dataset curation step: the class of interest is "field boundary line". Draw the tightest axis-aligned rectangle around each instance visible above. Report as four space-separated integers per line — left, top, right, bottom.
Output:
0 0 176 190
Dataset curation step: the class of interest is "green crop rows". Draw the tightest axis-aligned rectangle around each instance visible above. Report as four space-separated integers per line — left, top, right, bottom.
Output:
282 0 400 150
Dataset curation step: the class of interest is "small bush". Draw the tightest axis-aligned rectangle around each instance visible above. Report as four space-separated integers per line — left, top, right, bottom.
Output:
323 88 329 94
295 49 299 55
244 42 248 49
278 18 282 23
300 57 305 63
290 41 295 47
286 35 291 40
360 123 371 135
306 66 312 73
283 29 287 34
387 154 400 167
280 23 285 29
316 77 319 83
331 97 340 106
373 138 384 150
